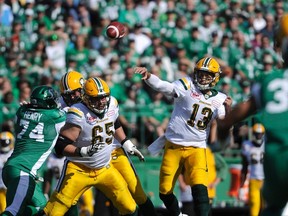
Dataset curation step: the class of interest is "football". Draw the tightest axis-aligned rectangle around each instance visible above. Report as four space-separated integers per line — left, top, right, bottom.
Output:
106 21 126 40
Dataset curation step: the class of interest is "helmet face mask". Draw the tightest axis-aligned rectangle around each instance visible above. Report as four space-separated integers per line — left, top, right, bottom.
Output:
84 94 110 114
30 86 60 109
60 71 85 106
252 123 265 147
0 132 15 153
193 57 221 91
61 88 83 106
83 77 111 115
194 70 218 90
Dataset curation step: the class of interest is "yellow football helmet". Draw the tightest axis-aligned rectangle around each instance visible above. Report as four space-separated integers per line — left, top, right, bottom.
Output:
275 13 288 67
193 57 221 90
0 131 15 153
59 71 85 106
252 123 265 147
83 77 111 115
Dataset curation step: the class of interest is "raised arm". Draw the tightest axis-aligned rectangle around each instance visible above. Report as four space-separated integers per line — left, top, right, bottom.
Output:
134 67 176 97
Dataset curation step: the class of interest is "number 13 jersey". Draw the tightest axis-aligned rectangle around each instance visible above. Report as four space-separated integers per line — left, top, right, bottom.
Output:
165 77 227 148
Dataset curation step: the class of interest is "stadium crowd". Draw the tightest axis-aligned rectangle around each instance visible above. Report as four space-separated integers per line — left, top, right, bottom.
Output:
1 0 287 146
0 0 288 215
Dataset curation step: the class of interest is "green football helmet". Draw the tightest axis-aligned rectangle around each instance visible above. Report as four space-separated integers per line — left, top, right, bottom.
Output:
30 86 60 109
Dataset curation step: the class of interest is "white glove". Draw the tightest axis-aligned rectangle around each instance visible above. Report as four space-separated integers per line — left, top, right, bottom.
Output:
122 140 145 161
80 143 105 157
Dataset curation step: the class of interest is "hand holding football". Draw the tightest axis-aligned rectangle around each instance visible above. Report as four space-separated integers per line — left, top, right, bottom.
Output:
106 21 126 40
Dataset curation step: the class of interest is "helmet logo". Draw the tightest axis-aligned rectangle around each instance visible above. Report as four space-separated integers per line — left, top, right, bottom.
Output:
80 78 84 87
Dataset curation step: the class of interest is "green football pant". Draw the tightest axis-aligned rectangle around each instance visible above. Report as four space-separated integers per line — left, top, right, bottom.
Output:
1 165 46 216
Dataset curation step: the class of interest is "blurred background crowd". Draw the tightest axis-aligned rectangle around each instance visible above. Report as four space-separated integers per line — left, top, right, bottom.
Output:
0 0 287 153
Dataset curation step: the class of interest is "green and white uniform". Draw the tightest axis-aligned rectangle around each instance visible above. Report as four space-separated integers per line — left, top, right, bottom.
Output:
252 68 288 215
2 105 65 216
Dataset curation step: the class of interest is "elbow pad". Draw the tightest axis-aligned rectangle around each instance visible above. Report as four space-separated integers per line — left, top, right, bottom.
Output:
55 134 75 156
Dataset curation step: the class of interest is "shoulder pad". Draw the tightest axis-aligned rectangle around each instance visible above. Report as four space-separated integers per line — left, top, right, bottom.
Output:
67 107 84 118
178 77 191 90
110 96 119 108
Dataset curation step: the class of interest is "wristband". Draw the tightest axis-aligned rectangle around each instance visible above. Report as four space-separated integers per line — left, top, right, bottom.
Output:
76 147 84 157
121 137 129 145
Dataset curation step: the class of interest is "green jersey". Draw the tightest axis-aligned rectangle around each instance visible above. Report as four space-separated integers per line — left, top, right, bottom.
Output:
252 69 288 147
5 105 66 178
252 68 288 215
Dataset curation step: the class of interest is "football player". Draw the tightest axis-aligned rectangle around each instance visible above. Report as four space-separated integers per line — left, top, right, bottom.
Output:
1 86 66 215
241 123 265 216
59 70 85 109
0 132 14 213
44 77 144 216
135 57 232 216
111 140 157 216
217 14 288 216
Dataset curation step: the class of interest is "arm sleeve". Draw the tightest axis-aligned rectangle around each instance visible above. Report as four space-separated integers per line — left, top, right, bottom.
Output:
251 83 262 110
145 74 176 97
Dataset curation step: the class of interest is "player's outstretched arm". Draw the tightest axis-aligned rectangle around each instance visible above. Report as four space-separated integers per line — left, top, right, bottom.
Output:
55 123 105 157
217 96 257 141
134 66 175 96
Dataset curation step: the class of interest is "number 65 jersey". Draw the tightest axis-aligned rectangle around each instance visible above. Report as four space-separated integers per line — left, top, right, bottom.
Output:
165 77 227 148
65 96 119 169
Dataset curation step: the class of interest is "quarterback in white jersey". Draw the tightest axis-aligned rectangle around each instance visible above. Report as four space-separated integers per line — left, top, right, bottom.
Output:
135 57 232 216
241 123 265 216
44 77 143 216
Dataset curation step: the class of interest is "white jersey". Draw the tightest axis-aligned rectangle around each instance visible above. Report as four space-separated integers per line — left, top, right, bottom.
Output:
146 75 226 148
0 150 13 189
241 140 265 180
59 97 69 112
65 96 119 168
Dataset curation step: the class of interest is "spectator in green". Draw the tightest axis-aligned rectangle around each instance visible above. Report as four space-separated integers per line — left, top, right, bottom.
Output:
106 56 125 84
238 80 251 103
254 35 280 65
162 15 190 59
229 31 246 69
1 91 19 123
142 42 174 82
184 27 209 62
235 43 261 82
119 87 140 143
102 68 127 104
78 50 102 78
36 4 53 30
142 91 170 145
118 0 140 30
186 10 202 30
212 34 233 67
119 40 141 70
143 8 163 38
66 34 90 70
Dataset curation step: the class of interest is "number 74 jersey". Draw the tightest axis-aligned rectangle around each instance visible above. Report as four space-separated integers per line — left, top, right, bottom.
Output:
165 76 227 148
